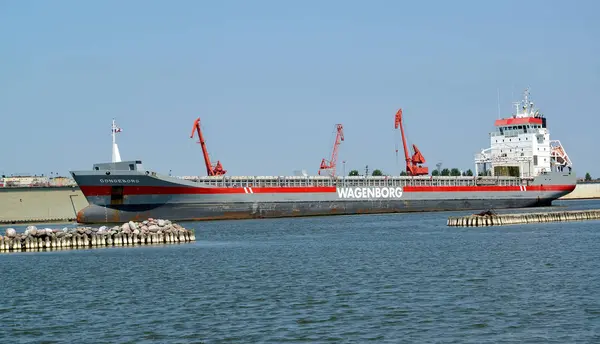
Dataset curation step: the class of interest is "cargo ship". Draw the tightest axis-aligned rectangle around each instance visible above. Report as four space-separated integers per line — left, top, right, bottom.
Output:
70 89 577 224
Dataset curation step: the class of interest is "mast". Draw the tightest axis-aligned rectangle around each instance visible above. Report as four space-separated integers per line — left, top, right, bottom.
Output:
111 118 122 163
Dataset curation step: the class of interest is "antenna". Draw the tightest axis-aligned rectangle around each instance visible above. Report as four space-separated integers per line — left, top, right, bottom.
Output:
497 88 501 119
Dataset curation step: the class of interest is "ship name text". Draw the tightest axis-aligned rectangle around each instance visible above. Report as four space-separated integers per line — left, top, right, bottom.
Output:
99 179 141 184
337 187 403 199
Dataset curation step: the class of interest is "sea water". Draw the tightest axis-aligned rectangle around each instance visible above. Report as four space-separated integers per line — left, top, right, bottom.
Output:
1 199 599 343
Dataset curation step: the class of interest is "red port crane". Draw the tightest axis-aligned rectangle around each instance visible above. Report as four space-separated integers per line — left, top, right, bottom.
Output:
190 118 227 176
318 124 344 177
394 109 428 176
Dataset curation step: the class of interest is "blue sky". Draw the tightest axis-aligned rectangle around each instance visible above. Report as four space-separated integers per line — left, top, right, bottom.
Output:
1 0 598 178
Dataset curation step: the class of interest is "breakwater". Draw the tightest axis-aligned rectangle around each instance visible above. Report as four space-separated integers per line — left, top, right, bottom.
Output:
447 209 600 227
0 218 196 252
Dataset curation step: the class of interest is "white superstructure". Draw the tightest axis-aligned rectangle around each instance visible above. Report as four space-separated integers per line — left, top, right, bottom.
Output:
474 88 572 178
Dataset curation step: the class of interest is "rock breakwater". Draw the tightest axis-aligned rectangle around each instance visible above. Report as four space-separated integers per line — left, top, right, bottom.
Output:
0 218 196 252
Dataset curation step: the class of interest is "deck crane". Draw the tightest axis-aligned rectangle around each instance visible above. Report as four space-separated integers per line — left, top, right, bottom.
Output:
318 124 344 177
394 109 428 176
190 118 227 176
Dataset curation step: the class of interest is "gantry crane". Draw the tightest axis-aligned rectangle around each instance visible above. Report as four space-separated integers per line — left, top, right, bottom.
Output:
394 109 428 176
318 124 344 177
190 118 227 176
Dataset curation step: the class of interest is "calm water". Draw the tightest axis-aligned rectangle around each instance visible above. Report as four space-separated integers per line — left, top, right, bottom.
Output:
1 200 600 343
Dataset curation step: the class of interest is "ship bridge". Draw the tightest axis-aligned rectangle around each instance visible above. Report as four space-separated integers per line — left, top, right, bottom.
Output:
474 88 572 178
92 160 145 172
494 116 545 130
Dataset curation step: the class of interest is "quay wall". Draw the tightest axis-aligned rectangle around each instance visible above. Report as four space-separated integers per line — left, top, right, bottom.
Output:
559 183 600 200
0 187 88 224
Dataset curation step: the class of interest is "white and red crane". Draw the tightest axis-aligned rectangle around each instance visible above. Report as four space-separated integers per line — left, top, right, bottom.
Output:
394 108 428 176
190 118 227 176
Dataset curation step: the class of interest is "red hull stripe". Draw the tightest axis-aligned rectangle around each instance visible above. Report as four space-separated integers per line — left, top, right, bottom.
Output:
79 186 336 196
404 185 574 192
79 185 575 196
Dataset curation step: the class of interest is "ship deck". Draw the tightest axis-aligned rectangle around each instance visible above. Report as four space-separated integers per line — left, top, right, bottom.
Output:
173 175 534 188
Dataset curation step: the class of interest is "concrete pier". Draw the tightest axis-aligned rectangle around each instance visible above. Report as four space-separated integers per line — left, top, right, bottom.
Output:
0 218 196 252
447 209 600 227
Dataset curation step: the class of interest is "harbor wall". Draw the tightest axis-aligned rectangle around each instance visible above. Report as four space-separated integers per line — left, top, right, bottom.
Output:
0 187 88 224
559 183 600 200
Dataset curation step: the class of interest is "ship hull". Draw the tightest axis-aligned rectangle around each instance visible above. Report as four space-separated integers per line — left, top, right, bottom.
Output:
70 165 577 224
75 198 556 224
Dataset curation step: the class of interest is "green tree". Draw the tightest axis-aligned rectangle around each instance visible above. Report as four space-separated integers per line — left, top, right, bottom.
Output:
400 171 408 176
348 169 359 176
465 169 473 176
441 168 450 176
431 169 440 176
585 172 592 181
372 169 383 176
450 168 461 176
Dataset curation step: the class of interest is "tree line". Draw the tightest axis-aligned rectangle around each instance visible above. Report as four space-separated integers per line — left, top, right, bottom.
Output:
431 168 474 176
347 169 384 176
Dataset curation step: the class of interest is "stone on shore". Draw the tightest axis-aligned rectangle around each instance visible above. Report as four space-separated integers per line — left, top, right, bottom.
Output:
1 218 196 252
